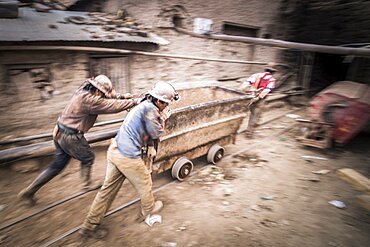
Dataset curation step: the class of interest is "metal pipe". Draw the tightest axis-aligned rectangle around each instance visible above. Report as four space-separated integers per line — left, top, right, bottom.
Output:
0 118 124 145
174 27 370 57
0 129 118 165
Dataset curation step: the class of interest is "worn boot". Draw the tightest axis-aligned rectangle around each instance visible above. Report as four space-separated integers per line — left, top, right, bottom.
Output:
18 168 57 206
80 165 100 191
79 227 109 239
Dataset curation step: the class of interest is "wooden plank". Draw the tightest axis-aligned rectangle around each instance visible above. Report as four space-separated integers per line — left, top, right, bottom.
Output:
356 195 370 211
336 168 370 193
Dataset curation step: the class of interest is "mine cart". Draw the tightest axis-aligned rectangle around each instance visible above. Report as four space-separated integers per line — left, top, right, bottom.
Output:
297 81 370 148
153 85 252 181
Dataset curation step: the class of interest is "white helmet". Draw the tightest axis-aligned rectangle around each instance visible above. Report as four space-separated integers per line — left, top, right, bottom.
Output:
89 75 113 95
148 82 180 103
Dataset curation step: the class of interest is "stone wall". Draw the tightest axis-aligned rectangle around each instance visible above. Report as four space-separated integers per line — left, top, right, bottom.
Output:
0 51 91 139
0 0 285 140
104 0 283 91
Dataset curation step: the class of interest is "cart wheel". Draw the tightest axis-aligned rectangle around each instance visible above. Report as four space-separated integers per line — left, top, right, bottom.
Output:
207 144 224 164
171 157 193 181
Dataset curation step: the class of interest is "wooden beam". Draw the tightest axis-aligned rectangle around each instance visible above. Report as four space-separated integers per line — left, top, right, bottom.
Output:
337 168 370 193
0 129 118 165
175 27 370 57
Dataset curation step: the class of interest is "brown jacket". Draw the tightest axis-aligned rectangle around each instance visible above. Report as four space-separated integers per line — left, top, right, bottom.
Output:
58 88 135 133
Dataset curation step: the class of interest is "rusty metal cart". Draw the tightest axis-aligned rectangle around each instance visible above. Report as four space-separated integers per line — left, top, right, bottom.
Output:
152 85 252 181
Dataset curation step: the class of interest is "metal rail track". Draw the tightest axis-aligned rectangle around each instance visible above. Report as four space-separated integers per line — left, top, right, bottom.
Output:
41 181 177 247
0 107 302 246
41 121 299 247
0 184 102 232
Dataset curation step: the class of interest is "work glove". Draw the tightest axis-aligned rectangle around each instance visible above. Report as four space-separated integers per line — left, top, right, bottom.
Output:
116 92 133 99
132 97 143 105
160 106 172 121
147 146 157 159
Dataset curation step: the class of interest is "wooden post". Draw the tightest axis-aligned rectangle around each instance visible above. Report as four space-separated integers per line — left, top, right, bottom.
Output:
301 52 314 96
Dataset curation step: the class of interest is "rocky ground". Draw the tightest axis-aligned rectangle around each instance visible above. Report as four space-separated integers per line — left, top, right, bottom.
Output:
0 102 369 247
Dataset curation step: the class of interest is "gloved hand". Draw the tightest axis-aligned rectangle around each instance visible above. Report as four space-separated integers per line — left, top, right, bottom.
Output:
132 97 143 105
122 93 133 99
160 106 172 121
116 92 133 99
147 146 157 159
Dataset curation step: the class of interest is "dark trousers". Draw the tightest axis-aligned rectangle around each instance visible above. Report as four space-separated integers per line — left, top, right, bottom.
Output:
20 131 95 198
49 131 95 174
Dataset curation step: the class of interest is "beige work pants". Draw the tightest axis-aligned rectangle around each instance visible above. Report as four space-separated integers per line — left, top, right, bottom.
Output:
82 140 154 230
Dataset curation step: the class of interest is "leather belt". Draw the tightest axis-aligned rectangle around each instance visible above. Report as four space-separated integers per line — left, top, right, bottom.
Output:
57 123 84 135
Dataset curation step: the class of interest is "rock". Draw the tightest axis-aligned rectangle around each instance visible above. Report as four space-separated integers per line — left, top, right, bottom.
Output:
162 242 177 247
298 177 320 182
34 3 51 12
176 226 187 231
260 218 278 227
222 201 230 206
215 174 225 180
312 169 331 175
186 240 199 247
224 171 238 180
199 165 221 177
281 219 290 226
183 221 192 227
260 195 275 200
258 204 274 211
223 188 233 196
0 204 6 212
328 242 338 247
48 24 58 29
234 226 244 232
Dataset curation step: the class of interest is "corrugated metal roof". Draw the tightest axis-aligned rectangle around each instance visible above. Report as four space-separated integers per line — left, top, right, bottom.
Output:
0 8 169 45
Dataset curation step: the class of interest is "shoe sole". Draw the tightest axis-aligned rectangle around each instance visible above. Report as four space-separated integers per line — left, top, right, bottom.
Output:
79 228 108 239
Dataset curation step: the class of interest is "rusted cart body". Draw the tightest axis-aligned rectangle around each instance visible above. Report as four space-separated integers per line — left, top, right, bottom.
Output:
152 85 251 180
297 81 370 148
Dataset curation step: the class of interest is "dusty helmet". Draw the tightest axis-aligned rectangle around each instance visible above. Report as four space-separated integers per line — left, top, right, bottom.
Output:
265 62 278 72
90 75 113 95
148 82 180 103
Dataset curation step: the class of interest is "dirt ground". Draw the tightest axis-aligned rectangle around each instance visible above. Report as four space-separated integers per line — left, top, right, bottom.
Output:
0 102 369 247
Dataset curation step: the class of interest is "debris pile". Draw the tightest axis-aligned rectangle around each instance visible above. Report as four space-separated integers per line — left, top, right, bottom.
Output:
63 12 148 39
30 1 149 39
189 165 226 185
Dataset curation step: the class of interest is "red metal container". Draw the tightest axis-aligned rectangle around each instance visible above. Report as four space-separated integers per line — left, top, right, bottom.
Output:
307 81 370 146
